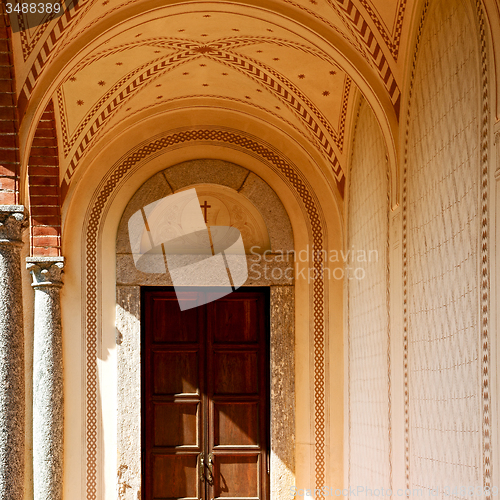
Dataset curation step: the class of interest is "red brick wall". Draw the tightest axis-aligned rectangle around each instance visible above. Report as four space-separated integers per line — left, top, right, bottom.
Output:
28 100 61 257
0 9 19 205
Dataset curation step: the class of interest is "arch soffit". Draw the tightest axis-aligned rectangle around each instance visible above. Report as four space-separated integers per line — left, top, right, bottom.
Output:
18 0 400 207
60 106 345 232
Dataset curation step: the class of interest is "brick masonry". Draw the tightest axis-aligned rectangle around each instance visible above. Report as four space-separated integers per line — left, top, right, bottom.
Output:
0 9 19 206
28 100 61 257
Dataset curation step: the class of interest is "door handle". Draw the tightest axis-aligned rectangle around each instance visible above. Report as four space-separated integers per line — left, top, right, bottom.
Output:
206 453 214 485
199 453 205 482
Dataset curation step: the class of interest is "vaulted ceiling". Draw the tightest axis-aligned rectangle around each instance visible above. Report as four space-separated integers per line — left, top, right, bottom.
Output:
9 0 420 203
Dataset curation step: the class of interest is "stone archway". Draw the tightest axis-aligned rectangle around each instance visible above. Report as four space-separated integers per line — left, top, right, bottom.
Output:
115 159 296 499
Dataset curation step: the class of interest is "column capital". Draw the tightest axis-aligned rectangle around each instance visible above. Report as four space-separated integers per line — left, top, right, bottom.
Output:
26 257 65 288
0 206 26 246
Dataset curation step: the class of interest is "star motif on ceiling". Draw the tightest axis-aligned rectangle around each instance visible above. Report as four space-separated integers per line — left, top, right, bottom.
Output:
98 80 105 86
126 108 131 111
135 33 142 38
156 84 161 87
267 29 273 32
245 96 251 99
273 58 279 61
275 106 281 110
178 29 185 32
116 62 123 66
322 90 330 96
203 14 211 17
201 34 208 37
203 83 209 87
69 76 76 82
183 72 189 75
298 74 305 79
329 70 336 75
193 45 213 54
310 0 317 4
256 89 262 92
154 51 160 53
102 0 109 4
77 100 84 106
232 29 240 32
199 63 207 67
157 96 163 99
257 50 263 53
222 73 228 76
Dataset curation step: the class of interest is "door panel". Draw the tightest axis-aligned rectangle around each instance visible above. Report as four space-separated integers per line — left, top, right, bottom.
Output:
152 455 199 499
143 288 269 500
152 351 199 395
211 298 260 343
213 352 259 395
152 295 201 343
153 403 199 447
214 403 259 446
214 456 260 497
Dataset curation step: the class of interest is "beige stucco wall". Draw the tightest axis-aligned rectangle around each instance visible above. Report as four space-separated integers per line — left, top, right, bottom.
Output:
346 98 391 492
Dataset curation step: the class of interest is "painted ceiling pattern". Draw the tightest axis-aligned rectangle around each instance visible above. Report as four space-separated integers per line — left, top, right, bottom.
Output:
10 0 415 199
55 28 352 194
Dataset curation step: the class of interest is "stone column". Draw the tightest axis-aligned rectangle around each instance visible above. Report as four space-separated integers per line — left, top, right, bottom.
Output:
0 206 25 500
26 256 64 500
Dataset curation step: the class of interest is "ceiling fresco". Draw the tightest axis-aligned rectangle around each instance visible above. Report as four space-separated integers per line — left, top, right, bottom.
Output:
9 0 417 200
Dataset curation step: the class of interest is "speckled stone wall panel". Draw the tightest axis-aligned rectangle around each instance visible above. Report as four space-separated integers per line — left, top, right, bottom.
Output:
116 160 294 287
0 206 25 500
116 173 172 254
116 286 141 500
164 159 248 191
270 285 295 499
26 257 64 500
117 160 293 257
239 173 294 252
116 253 294 287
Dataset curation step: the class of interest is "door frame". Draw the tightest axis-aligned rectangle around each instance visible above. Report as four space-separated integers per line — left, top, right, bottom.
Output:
116 283 295 500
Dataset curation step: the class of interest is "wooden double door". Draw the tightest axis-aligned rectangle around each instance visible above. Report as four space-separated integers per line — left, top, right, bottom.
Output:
143 288 270 500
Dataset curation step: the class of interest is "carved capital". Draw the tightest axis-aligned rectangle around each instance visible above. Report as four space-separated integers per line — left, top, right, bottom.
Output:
0 206 26 246
26 257 65 288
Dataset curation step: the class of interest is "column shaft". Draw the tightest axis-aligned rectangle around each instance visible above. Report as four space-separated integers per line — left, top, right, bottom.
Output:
0 206 25 500
27 257 64 500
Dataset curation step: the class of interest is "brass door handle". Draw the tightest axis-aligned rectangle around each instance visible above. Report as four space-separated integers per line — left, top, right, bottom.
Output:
206 453 214 485
199 453 205 482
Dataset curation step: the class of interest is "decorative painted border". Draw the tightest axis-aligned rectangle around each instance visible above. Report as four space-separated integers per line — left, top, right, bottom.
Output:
17 0 94 116
385 130 392 496
357 0 407 59
476 0 491 491
346 96 363 490
83 127 328 499
401 1 429 489
326 0 402 115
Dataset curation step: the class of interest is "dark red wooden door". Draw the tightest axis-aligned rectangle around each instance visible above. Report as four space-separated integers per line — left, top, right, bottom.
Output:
143 289 269 500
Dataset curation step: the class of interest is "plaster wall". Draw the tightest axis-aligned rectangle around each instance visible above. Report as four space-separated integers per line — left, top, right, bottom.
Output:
404 0 483 491
346 99 391 492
